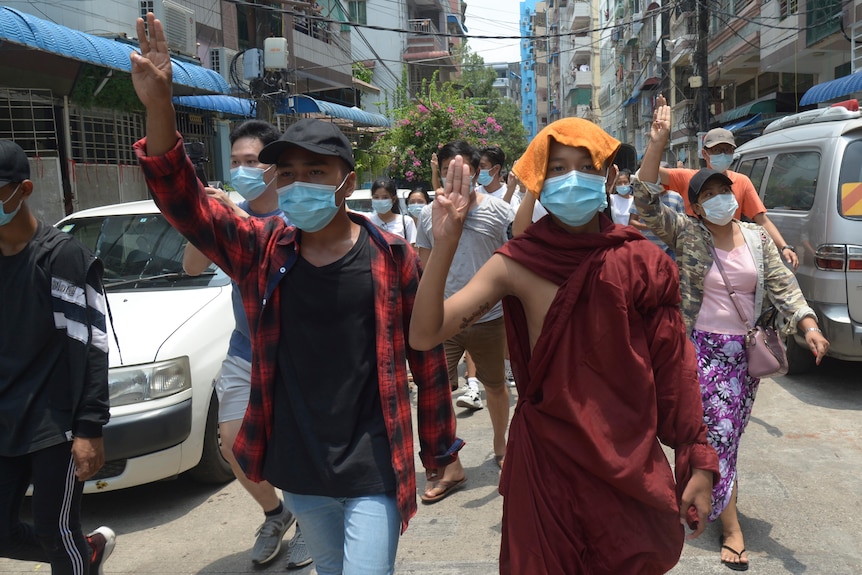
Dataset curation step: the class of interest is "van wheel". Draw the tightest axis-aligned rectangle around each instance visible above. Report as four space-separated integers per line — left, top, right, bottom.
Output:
784 335 815 375
187 395 235 484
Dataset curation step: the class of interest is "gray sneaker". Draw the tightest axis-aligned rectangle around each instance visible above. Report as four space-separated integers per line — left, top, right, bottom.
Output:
252 506 296 565
286 525 313 569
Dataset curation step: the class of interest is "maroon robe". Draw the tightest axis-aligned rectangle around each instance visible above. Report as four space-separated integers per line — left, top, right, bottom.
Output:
496 215 719 575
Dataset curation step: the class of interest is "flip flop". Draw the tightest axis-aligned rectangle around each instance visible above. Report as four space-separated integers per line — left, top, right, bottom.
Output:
720 544 749 572
420 477 467 504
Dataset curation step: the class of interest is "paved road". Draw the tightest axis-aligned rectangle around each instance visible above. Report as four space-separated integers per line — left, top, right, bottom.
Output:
1 358 860 574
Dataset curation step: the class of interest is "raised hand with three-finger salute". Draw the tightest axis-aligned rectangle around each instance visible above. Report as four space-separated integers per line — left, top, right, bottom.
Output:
431 155 473 246
130 13 178 157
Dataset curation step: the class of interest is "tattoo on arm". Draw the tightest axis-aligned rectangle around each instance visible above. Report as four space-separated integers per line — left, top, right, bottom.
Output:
459 302 492 329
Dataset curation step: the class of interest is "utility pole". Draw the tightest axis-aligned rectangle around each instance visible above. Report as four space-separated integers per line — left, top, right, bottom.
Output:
546 6 551 129
695 0 710 135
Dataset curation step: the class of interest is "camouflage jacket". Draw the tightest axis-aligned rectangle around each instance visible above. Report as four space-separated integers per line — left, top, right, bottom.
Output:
632 178 816 335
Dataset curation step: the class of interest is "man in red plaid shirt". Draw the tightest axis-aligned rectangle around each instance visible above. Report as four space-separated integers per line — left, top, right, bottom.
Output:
130 14 464 575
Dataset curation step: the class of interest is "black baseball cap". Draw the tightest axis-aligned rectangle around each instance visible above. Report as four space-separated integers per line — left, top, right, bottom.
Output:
258 119 355 170
688 168 733 205
0 140 30 187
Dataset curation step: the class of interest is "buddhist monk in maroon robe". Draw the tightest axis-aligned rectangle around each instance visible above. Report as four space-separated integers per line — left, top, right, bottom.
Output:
410 118 719 575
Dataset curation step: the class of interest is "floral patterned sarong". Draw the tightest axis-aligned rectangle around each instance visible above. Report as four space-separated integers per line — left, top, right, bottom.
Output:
691 329 761 521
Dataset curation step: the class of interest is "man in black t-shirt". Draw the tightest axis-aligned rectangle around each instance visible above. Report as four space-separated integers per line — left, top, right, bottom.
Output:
132 16 463 574
0 140 115 575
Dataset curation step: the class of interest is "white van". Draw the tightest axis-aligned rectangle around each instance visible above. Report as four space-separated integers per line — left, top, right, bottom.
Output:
346 188 417 214
56 199 235 492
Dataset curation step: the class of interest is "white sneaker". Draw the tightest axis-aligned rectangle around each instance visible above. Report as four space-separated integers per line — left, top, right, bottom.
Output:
504 361 516 387
456 388 484 410
86 526 115 575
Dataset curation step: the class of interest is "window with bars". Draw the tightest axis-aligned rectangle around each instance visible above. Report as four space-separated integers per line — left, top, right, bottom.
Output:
69 108 145 164
348 0 367 24
779 0 798 19
175 109 215 179
0 89 59 155
807 0 841 45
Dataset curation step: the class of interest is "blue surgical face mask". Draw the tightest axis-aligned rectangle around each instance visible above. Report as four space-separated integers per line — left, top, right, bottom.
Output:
615 185 632 196
277 174 349 232
540 170 608 227
407 204 425 218
372 198 394 214
708 153 733 173
699 193 738 226
230 166 268 201
477 169 494 187
0 184 22 227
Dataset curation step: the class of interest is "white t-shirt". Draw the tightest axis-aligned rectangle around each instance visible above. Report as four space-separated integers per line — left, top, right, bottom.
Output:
369 212 417 244
416 194 514 323
531 196 549 222
478 183 521 210
609 193 634 225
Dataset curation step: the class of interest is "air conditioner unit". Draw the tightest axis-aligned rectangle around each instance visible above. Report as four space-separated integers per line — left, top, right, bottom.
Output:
209 47 245 90
144 0 197 58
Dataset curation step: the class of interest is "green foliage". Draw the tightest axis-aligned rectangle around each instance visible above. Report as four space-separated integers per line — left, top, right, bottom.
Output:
456 49 497 100
373 53 528 186
352 61 373 84
70 65 144 112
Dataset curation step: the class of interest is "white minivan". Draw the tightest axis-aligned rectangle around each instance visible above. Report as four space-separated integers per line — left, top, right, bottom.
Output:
56 199 235 492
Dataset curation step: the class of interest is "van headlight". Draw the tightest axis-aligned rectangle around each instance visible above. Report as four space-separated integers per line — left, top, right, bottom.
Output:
108 357 191 407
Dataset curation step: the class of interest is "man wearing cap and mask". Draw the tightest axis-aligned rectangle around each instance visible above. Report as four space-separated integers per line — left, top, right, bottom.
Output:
410 117 719 574
647 95 799 270
181 120 311 570
0 140 115 574
130 14 463 575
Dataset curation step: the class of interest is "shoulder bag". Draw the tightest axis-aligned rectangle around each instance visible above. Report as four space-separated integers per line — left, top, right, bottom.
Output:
709 247 788 379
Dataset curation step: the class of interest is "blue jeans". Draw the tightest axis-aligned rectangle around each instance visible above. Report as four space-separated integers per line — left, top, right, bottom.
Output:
282 491 400 575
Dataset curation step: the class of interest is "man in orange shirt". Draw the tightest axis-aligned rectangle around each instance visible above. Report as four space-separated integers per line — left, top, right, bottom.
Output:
651 105 799 269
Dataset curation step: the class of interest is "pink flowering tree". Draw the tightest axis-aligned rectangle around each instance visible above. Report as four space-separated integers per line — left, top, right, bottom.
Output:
372 79 519 187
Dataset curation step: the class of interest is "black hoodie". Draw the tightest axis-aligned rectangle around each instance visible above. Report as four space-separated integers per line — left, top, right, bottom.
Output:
0 222 109 456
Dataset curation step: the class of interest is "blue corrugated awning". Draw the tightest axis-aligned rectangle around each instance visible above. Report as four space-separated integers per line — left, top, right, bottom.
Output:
623 89 641 107
281 95 391 128
800 72 862 106
0 6 228 94
722 113 762 133
447 14 468 34
173 95 255 117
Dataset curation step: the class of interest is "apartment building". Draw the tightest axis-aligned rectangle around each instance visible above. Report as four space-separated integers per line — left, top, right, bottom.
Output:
525 0 858 166
519 0 542 139
349 0 468 111
522 0 608 140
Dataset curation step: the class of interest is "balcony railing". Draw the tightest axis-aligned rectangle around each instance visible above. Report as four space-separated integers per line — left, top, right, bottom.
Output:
405 19 448 56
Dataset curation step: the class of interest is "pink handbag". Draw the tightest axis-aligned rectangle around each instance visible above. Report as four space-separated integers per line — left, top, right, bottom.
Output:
709 248 788 379
744 306 788 378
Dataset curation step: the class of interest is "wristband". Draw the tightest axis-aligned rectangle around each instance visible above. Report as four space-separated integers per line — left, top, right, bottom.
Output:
805 327 821 334
782 244 796 253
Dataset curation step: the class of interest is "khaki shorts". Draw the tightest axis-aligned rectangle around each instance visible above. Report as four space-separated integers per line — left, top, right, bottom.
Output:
215 353 251 423
444 316 506 391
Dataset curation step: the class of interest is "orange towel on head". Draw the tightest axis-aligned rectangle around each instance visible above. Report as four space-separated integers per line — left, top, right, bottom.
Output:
513 118 621 198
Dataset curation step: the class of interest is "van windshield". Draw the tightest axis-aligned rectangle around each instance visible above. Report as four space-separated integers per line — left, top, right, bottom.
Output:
839 140 862 220
58 214 229 289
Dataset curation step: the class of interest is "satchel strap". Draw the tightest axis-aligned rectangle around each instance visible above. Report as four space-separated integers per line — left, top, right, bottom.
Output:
708 246 754 332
